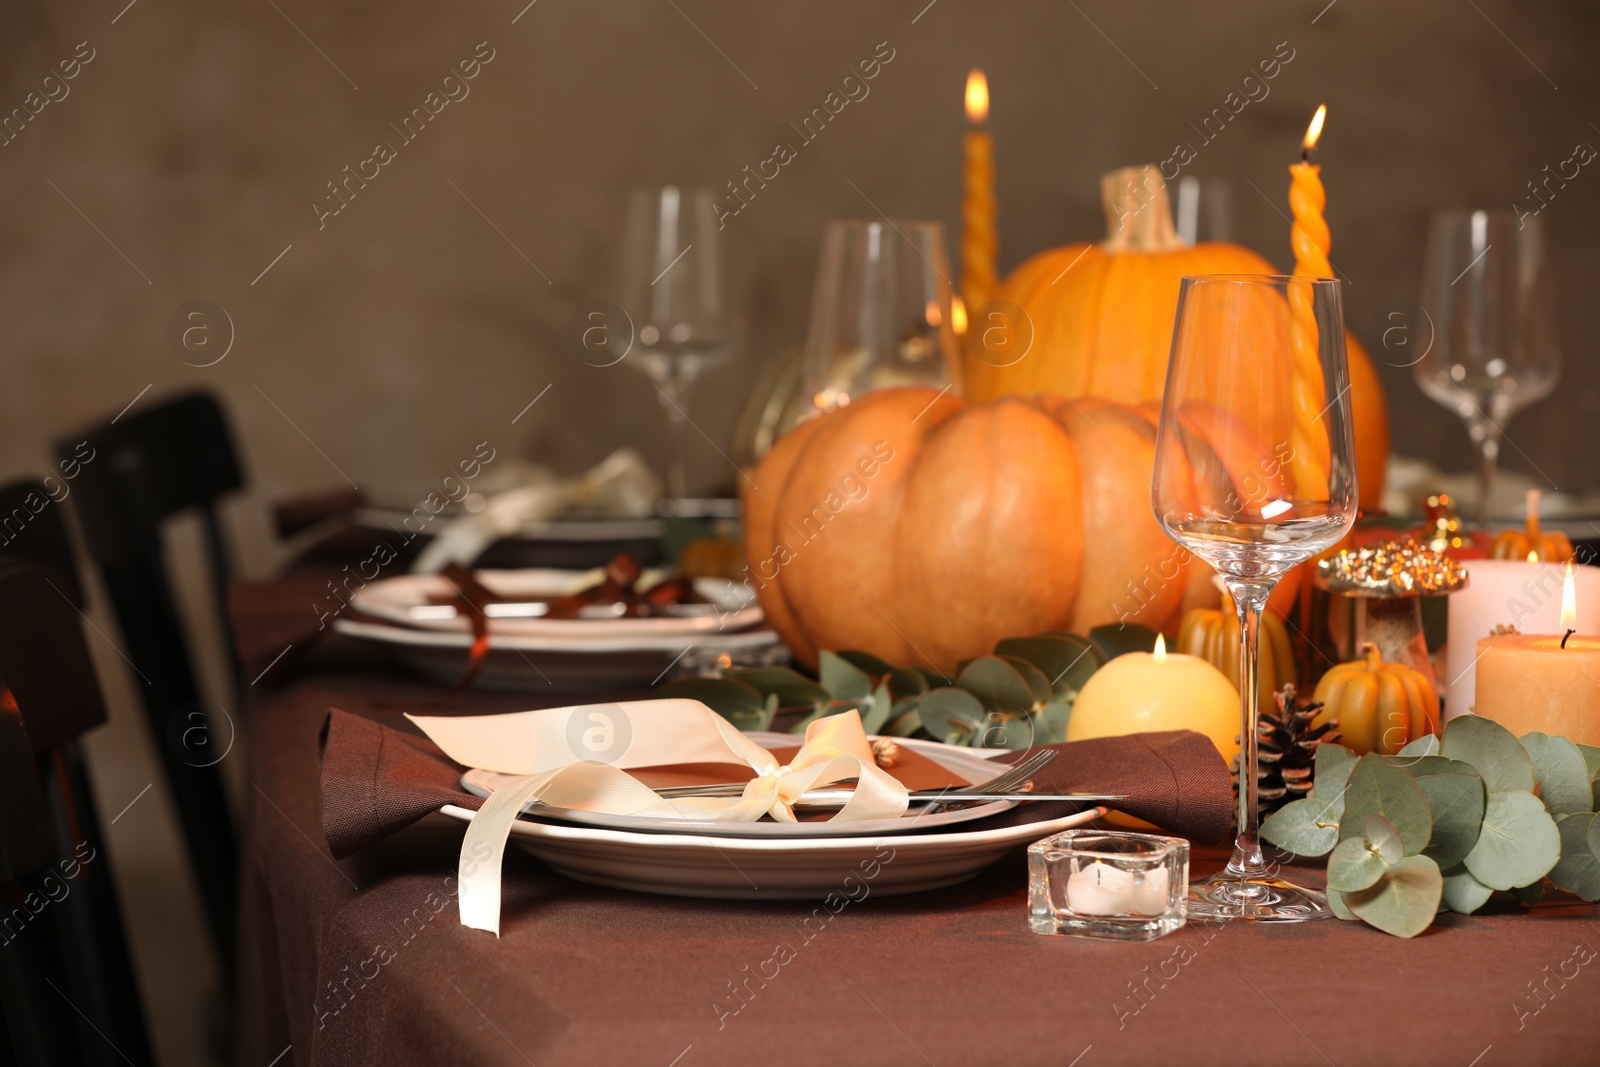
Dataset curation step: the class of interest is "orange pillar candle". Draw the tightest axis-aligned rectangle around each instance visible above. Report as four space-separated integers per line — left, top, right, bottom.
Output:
1287 104 1333 498
960 69 997 312
1474 564 1600 745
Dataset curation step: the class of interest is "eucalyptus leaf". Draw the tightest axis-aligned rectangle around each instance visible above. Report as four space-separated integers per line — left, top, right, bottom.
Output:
1520 732 1594 815
884 706 924 738
1440 864 1494 915
1396 734 1441 759
914 667 954 690
1345 855 1443 938
976 712 1038 751
1576 743 1600 783
1326 886 1361 921
1364 813 1406 865
1440 715 1536 794
994 635 1101 699
1548 811 1600 902
1509 880 1545 907
1339 755 1433 856
916 688 988 743
819 651 876 701
1463 790 1561 891
1035 700 1073 745
1260 796 1341 857
1399 756 1487 871
1088 623 1160 662
1328 835 1389 892
727 667 830 714
859 683 894 735
999 656 1054 707
1311 744 1359 812
654 677 769 730
836 650 926 699
955 657 1037 716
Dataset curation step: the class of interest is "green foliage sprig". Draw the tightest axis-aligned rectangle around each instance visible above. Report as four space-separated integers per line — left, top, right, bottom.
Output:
654 625 1160 747
1261 715 1600 937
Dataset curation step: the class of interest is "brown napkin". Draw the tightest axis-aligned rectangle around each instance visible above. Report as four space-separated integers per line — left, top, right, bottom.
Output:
318 708 1234 857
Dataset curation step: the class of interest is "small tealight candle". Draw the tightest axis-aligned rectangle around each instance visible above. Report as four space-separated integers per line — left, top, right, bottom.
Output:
1066 861 1134 916
1131 866 1172 917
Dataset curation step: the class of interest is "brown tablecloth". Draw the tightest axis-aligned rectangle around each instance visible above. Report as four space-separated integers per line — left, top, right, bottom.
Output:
235 625 1600 1067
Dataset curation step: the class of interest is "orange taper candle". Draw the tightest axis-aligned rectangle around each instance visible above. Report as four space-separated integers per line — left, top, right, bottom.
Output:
1287 104 1332 497
960 69 997 312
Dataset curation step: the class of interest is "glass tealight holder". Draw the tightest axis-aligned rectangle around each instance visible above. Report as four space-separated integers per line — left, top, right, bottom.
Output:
1028 830 1189 941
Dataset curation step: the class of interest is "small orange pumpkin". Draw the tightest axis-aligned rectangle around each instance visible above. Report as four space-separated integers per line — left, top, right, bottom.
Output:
1489 489 1574 563
964 165 1390 510
1176 604 1294 719
1311 642 1438 755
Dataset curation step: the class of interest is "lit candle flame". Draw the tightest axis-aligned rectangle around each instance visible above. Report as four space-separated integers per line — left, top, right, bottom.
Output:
924 300 942 327
1528 550 1539 564
1153 632 1167 662
1302 104 1327 153
965 69 989 125
951 295 968 335
1561 561 1577 632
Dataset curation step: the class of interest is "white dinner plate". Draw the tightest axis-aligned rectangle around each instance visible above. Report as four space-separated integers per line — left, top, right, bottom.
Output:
331 617 786 690
349 568 762 639
456 734 1019 838
437 802 1101 900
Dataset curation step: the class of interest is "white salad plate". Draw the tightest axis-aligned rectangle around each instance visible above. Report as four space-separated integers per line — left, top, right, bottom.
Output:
437 802 1100 900
455 734 1019 839
349 568 762 639
332 617 784 690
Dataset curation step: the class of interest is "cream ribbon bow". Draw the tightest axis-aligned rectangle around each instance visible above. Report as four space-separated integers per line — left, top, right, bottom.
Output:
407 700 908 934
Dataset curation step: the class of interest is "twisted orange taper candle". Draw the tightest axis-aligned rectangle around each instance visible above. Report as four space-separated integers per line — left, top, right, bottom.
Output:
960 69 997 312
1287 104 1332 498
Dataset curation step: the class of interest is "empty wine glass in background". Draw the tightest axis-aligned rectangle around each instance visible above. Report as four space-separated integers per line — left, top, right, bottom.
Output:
1415 209 1561 525
618 186 733 503
1153 275 1358 922
801 219 960 413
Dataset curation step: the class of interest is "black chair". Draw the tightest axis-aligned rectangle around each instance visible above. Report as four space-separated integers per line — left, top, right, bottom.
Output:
57 391 245 981
0 560 155 1067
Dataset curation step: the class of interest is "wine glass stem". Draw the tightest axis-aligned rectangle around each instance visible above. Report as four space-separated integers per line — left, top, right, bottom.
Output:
1224 579 1273 882
1468 417 1502 528
655 377 696 501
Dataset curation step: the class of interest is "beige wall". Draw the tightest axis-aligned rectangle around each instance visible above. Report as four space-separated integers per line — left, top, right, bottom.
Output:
3 1 1597 553
2 2 1596 1059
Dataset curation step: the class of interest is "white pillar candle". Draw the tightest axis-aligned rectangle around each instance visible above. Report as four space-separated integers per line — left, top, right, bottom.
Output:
1446 560 1600 718
1065 861 1134 916
1130 866 1172 916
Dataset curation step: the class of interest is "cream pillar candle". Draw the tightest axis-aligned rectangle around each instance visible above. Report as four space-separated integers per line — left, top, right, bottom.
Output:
1445 559 1600 717
1474 562 1600 745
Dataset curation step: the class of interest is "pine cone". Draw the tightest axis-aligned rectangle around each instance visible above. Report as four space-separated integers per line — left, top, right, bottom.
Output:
1232 684 1340 816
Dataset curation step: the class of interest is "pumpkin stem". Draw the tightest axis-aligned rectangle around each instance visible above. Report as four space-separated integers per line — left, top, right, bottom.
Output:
1360 641 1383 669
1099 165 1187 253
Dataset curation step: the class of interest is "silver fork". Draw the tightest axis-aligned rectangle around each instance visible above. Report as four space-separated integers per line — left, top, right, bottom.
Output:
652 748 1059 802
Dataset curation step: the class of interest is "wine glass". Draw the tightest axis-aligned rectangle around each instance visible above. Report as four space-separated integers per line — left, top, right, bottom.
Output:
801 219 960 412
1153 275 1358 922
1415 209 1560 526
618 186 733 504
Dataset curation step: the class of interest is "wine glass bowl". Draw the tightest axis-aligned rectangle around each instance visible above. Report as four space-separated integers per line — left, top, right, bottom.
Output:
1153 274 1358 921
617 186 733 503
1414 209 1560 524
801 219 960 413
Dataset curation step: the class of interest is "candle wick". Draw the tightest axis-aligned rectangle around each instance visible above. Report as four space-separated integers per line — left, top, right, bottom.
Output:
1562 628 1575 649
1300 147 1311 163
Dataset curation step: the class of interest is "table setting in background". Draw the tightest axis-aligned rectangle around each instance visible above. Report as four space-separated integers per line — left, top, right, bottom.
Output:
219 75 1600 1067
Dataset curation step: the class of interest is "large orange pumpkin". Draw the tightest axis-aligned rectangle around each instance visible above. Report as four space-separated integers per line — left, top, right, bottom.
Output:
743 387 1305 673
964 165 1389 509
